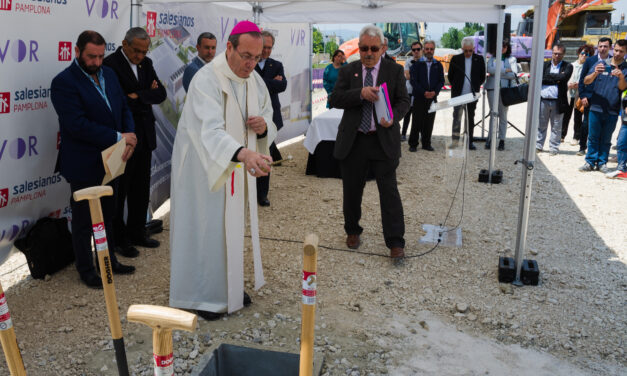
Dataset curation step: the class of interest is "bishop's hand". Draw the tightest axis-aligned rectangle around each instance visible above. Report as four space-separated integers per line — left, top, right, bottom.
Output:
237 148 272 177
246 116 267 135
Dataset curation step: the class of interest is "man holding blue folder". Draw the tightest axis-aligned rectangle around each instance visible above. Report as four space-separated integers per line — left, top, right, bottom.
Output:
328 25 409 261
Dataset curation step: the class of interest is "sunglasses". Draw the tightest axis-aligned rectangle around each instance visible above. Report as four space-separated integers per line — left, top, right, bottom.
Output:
580 52 589 56
412 48 421 52
359 46 380 53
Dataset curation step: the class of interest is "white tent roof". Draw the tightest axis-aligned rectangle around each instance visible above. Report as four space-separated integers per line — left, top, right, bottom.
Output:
140 0 541 23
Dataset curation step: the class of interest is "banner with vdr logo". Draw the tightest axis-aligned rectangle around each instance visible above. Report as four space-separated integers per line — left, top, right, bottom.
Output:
140 2 311 211
0 1 130 265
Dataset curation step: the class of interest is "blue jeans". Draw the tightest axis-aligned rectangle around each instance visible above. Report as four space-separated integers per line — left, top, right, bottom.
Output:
586 110 618 167
617 122 627 172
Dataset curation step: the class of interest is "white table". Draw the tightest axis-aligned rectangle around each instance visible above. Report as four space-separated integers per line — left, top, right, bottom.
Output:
303 108 344 153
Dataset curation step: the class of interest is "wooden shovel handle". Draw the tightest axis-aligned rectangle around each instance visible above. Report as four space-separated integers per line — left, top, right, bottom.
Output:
73 186 113 202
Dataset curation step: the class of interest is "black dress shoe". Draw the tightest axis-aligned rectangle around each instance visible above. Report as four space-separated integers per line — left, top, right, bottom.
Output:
145 224 163 236
409 146 417 152
145 220 164 236
146 219 163 230
469 143 477 150
80 272 103 289
258 197 270 207
244 292 252 307
130 236 160 248
115 245 139 258
111 261 135 275
196 310 223 321
422 145 434 151
498 140 505 151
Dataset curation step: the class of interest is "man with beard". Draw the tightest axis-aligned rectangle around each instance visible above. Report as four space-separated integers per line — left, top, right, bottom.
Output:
51 30 136 288
409 40 444 151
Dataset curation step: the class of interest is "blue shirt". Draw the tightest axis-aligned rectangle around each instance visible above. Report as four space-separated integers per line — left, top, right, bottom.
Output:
74 59 111 111
587 60 627 116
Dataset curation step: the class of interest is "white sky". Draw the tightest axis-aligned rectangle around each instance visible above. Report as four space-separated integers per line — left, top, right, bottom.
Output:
316 2 627 43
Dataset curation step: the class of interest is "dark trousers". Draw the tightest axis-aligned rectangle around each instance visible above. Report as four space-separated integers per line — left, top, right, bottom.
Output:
409 98 436 148
452 101 477 141
339 132 404 249
256 142 282 200
580 107 590 152
115 139 152 243
401 101 413 136
70 179 120 277
561 97 575 139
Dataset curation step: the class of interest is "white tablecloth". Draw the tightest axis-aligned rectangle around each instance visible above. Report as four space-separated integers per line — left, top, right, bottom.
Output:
303 108 344 153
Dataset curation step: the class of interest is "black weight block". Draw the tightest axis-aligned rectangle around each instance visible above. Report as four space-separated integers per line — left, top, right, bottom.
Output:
521 259 539 285
491 169 503 184
479 169 489 183
498 256 515 283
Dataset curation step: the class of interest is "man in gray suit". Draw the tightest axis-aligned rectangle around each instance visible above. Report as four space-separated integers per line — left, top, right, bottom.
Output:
328 25 409 260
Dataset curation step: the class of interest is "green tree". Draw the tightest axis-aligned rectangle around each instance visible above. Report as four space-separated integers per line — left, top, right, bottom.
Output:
312 27 324 54
324 40 338 55
462 23 484 38
441 23 484 49
441 27 463 49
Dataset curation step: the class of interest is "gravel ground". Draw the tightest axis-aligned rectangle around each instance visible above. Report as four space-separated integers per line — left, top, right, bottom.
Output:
0 92 625 375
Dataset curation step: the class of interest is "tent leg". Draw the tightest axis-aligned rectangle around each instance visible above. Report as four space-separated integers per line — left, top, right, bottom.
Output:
487 6 505 181
512 0 549 286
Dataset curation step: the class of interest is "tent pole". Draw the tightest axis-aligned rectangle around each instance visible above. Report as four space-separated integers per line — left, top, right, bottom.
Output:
309 23 313 123
488 6 505 179
512 0 549 285
253 1 261 24
481 22 488 139
131 0 141 28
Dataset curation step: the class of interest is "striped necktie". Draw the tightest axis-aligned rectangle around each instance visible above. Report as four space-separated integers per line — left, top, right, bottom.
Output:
359 67 374 133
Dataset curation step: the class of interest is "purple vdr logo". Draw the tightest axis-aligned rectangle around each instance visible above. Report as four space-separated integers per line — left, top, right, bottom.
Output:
58 41 71 61
0 0 11 11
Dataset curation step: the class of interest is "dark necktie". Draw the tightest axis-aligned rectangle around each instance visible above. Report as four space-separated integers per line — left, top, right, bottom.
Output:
360 67 374 133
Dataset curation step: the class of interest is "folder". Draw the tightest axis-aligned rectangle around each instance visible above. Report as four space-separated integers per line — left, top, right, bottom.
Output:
374 82 393 123
101 138 127 185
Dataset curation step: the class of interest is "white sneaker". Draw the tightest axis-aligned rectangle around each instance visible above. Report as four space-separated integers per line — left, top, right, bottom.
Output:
570 139 579 146
606 170 627 179
606 170 621 179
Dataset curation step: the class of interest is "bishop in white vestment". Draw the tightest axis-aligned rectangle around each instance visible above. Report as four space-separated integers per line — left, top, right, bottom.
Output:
169 22 276 317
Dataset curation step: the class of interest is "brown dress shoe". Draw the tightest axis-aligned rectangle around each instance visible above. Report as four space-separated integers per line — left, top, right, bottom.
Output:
346 234 360 249
390 247 405 259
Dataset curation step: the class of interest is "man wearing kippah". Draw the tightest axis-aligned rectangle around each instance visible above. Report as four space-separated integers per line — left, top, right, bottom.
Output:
169 21 277 320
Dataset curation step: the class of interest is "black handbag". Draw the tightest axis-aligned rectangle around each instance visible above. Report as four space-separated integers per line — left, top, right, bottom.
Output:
500 76 528 107
14 217 74 279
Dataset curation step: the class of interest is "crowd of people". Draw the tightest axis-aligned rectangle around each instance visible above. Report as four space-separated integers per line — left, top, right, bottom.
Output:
49 23 626 323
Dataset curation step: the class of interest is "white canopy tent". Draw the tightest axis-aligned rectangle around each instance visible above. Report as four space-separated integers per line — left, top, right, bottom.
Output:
137 0 550 284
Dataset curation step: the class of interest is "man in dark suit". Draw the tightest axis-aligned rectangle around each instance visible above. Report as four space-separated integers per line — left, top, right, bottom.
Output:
328 25 409 260
409 40 445 152
536 43 573 155
182 32 217 92
254 30 287 207
104 27 167 255
577 37 612 155
50 30 136 288
448 38 486 150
